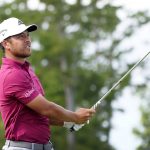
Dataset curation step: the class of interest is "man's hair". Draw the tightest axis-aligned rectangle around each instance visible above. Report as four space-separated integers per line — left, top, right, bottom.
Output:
0 43 5 52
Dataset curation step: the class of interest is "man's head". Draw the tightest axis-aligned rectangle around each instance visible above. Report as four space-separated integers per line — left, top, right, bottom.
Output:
0 17 37 43
0 17 37 59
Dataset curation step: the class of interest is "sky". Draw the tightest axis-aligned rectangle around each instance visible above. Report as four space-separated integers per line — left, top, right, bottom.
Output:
112 0 150 11
109 0 150 150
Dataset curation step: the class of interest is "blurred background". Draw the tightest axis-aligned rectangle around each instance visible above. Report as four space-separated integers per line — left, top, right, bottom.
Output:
0 0 150 150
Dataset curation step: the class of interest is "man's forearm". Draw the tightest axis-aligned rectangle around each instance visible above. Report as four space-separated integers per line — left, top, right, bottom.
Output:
49 118 64 126
27 95 95 124
47 102 78 123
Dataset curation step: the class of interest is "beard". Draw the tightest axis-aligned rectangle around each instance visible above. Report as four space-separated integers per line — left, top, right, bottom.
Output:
11 46 31 58
14 52 31 58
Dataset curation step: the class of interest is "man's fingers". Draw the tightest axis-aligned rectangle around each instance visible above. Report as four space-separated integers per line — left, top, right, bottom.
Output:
74 108 96 124
89 108 96 116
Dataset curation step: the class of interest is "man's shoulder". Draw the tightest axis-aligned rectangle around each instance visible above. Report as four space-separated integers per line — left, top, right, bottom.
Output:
0 67 12 81
2 68 29 85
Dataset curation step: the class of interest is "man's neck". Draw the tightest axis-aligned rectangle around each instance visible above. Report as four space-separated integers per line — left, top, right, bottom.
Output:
5 54 26 64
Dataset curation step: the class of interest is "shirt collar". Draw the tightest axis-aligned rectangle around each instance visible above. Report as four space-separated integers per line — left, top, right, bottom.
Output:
2 57 30 69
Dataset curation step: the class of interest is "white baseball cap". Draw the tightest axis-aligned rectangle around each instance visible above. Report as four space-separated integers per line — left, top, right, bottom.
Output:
0 17 37 43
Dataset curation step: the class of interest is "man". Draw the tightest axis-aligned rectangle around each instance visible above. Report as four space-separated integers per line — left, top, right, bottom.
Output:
0 17 95 150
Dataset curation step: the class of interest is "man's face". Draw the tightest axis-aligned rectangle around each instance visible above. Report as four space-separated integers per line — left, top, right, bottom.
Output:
4 31 32 58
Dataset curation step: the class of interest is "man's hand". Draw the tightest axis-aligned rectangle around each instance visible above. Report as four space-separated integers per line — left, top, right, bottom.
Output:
67 108 95 131
63 107 95 132
74 108 95 124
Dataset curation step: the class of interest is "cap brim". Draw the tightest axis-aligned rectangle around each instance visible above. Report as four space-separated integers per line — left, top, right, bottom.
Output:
27 24 37 32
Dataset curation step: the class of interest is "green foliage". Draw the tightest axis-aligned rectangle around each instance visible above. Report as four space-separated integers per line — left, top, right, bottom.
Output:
0 117 5 148
133 106 150 150
133 86 150 150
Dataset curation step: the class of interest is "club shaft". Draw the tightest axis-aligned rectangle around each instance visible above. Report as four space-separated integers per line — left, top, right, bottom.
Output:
91 51 150 110
71 51 150 132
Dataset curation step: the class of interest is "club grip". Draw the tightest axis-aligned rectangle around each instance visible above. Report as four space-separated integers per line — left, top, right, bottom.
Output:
70 124 84 132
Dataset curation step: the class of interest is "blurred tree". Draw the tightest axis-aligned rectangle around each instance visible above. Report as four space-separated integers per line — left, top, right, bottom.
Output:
133 106 150 150
127 11 150 150
133 82 150 150
0 0 134 150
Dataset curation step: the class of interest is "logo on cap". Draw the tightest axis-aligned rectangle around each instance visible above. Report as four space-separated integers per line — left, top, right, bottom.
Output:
0 29 7 37
18 20 24 25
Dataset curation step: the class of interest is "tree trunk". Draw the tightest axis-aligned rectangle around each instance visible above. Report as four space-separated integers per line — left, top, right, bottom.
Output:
60 56 75 150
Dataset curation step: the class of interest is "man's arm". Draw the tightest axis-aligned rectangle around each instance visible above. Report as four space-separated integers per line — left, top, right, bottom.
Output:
49 117 64 126
26 94 95 124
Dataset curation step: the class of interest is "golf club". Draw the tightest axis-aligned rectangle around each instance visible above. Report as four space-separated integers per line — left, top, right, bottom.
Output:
70 51 150 132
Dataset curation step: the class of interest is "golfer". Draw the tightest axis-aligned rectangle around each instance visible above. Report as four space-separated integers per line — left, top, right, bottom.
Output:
0 17 95 150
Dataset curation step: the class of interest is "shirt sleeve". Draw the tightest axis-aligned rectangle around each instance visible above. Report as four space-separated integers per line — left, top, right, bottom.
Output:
3 69 40 104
